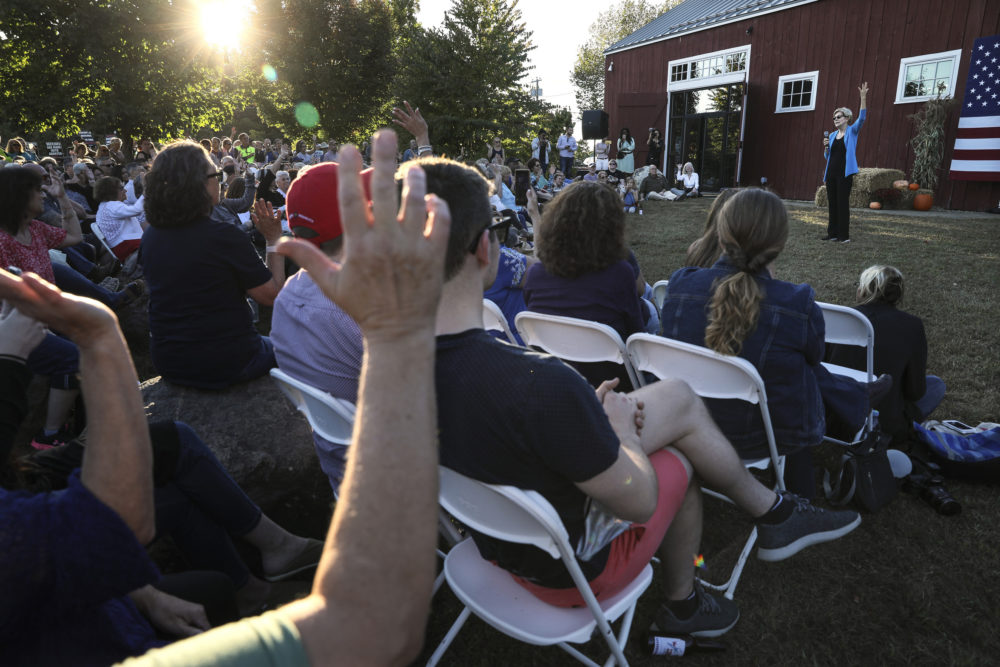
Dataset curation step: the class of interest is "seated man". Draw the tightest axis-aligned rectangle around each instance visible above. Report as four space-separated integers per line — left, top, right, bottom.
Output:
270 162 365 493
413 156 862 637
640 164 673 201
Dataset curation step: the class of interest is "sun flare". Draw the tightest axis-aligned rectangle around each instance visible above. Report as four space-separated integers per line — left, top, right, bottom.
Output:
200 0 248 46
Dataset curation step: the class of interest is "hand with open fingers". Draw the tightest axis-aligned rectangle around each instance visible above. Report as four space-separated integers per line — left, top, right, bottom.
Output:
42 176 66 199
0 268 118 347
0 302 46 359
392 101 429 140
276 129 451 341
251 199 283 244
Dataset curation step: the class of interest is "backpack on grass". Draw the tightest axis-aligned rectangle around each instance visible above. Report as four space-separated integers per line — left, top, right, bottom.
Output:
912 421 1000 483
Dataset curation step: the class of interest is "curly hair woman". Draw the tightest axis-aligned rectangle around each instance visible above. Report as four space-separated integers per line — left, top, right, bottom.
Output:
661 189 888 497
524 181 654 387
140 141 285 389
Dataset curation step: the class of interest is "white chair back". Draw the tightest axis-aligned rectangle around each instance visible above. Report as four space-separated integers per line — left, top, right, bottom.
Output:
515 311 641 389
625 333 784 599
651 279 670 313
816 302 876 439
482 299 519 345
269 368 356 445
90 223 116 255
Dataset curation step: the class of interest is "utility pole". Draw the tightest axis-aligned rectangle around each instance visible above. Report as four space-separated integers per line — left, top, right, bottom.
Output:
531 77 542 100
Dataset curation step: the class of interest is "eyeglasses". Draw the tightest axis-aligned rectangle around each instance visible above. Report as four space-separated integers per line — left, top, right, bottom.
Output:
207 170 224 182
833 114 845 120
468 217 512 252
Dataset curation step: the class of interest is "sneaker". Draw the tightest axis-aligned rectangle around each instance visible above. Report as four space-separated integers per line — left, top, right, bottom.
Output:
820 235 839 241
30 428 75 450
650 582 739 638
840 238 852 244
757 492 861 562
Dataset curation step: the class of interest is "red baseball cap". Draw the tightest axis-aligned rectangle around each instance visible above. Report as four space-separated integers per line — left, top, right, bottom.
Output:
285 162 373 247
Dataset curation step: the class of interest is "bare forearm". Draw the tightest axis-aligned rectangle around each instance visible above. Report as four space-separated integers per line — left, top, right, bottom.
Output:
287 330 439 664
78 326 154 544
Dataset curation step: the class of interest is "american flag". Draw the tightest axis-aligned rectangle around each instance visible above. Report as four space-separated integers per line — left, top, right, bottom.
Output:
950 35 1000 180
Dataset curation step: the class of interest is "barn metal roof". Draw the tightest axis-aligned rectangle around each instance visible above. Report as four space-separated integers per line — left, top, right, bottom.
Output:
605 0 819 54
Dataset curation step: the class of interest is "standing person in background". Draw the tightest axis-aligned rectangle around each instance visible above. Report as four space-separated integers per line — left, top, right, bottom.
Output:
647 128 664 167
486 137 505 165
616 128 635 175
531 130 550 173
594 136 611 171
822 82 868 244
557 126 577 176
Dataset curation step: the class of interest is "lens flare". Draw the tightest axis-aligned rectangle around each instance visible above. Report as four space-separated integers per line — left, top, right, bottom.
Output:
294 102 320 128
261 64 277 82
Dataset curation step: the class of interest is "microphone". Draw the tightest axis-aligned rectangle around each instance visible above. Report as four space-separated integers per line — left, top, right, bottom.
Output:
823 130 829 138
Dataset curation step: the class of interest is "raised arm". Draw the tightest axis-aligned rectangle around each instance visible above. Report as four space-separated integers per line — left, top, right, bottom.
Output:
392 101 432 156
44 177 83 248
859 81 868 113
0 270 154 544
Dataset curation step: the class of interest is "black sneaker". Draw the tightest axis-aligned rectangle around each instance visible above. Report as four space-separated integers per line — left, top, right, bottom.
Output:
650 583 739 638
757 492 861 561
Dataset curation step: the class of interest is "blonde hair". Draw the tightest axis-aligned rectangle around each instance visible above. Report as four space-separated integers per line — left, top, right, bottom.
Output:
704 189 788 355
835 107 853 123
857 265 904 306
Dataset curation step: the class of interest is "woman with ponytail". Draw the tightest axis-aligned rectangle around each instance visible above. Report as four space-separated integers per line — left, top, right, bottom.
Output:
661 189 887 497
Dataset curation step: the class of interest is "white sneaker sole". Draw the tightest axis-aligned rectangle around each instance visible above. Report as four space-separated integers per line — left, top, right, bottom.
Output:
757 514 861 562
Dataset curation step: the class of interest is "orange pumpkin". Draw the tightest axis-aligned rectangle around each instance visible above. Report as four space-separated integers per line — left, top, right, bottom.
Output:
869 202 882 210
908 182 920 191
913 193 933 211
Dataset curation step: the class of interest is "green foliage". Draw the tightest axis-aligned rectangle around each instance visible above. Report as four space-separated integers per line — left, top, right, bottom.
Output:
253 0 396 143
0 0 236 148
908 96 958 192
394 0 547 158
571 0 678 112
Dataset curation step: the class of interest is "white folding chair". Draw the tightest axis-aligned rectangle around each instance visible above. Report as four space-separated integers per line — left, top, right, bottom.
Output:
625 333 785 599
427 467 653 667
89 223 117 256
515 311 642 389
816 302 876 445
651 279 670 314
482 298 519 345
270 368 458 592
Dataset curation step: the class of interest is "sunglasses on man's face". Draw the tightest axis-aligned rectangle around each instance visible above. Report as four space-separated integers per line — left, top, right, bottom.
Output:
468 217 513 252
207 170 224 182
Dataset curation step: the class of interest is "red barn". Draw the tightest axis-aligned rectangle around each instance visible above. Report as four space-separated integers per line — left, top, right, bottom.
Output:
603 0 1000 210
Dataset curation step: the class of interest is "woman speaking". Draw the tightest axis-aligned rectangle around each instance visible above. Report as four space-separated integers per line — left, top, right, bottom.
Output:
822 82 868 244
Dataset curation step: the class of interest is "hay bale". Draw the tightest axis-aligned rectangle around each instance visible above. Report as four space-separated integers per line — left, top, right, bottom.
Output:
851 168 906 208
815 185 828 207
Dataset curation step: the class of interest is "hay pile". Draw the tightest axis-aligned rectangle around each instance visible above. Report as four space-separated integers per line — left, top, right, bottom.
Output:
814 167 906 207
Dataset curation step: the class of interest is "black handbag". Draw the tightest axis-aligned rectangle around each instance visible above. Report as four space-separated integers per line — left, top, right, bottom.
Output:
823 428 898 512
616 150 625 160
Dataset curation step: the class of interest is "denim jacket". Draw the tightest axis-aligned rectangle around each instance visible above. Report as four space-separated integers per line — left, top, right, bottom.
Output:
661 258 826 456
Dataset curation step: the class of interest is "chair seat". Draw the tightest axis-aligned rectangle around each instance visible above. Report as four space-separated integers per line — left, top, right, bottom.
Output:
821 361 869 384
444 538 653 646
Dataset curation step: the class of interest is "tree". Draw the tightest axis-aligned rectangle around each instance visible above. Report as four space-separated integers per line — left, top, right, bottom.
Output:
0 0 236 147
252 0 396 143
570 0 679 112
394 0 547 158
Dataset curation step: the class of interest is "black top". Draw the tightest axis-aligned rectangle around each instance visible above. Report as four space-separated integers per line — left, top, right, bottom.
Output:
828 135 847 180
647 138 663 165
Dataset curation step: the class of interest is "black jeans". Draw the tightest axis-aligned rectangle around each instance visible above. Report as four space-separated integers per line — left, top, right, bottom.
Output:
826 174 854 240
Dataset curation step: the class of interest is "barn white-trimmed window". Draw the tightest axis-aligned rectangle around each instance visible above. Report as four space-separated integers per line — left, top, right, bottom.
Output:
775 71 818 112
895 49 962 103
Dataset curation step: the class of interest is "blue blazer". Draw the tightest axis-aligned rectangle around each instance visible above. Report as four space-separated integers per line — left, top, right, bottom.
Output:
823 108 866 181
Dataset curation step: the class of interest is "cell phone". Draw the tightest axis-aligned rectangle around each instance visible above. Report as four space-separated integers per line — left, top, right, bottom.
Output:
942 420 977 434
514 168 531 206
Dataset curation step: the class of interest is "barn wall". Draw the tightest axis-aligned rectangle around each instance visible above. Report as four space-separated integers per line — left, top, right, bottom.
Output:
604 0 1000 210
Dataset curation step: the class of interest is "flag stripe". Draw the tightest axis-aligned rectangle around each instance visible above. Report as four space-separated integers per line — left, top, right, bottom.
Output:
955 127 1000 139
952 149 1000 160
954 138 1000 150
950 36 1000 180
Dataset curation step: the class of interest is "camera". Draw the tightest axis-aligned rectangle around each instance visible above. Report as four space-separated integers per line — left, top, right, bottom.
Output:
902 472 961 516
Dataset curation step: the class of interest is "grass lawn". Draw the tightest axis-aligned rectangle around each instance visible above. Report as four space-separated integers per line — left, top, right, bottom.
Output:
417 199 1000 665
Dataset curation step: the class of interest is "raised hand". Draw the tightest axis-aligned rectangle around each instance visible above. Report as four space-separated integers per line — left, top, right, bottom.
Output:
392 101 429 143
0 269 117 346
277 129 451 342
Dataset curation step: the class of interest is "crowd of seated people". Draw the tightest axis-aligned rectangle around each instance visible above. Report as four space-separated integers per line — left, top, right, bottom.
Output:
6 107 948 664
